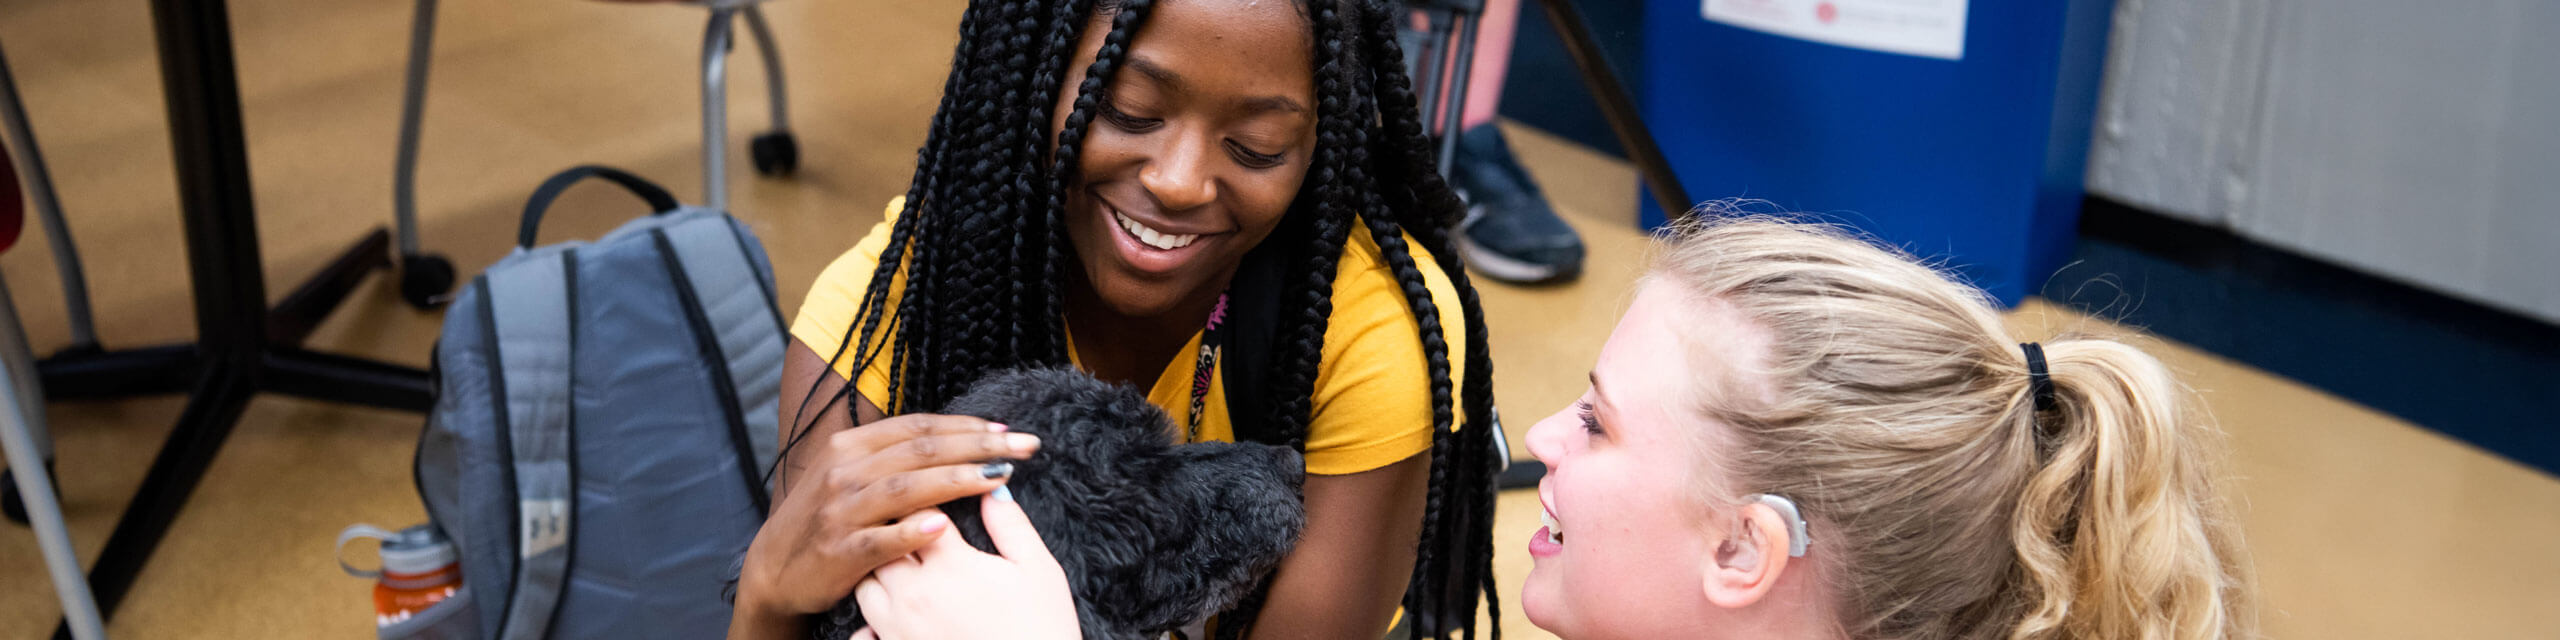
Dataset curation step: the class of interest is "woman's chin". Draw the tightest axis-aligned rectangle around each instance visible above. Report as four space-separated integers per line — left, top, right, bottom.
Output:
1520 565 1567 636
1075 262 1182 314
1089 285 1190 320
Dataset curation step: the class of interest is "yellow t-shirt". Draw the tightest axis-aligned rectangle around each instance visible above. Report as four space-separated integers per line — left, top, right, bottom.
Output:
791 198 1469 476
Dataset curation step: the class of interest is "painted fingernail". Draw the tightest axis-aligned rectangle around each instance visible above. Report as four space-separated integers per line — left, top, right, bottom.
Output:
1005 433 1041 453
989 422 1009 432
980 461 1014 479
914 513 949 534
992 485 1015 503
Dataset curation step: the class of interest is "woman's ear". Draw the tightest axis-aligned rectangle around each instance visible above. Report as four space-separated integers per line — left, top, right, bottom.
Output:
1701 502 1794 609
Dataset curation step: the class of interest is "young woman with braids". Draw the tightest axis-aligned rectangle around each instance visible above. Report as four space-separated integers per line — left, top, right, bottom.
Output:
860 215 2258 640
728 0 1504 637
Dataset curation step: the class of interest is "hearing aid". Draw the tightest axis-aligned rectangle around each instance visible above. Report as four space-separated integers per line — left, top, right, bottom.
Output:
1714 493 1812 570
1748 493 1812 558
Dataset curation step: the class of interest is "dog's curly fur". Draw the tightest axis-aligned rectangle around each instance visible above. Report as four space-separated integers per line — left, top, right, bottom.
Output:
814 368 1307 640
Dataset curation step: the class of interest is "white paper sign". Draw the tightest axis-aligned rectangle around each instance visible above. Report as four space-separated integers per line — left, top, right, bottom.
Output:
1704 0 1969 60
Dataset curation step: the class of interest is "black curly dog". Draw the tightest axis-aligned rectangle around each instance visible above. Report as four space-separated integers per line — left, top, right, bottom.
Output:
815 368 1307 640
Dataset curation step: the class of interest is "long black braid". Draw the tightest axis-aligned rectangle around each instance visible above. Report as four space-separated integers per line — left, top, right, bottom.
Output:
1352 1 1502 634
777 1 1501 637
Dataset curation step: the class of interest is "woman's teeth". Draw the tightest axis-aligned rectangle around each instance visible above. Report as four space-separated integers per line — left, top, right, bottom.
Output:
1114 210 1198 250
1542 509 1565 545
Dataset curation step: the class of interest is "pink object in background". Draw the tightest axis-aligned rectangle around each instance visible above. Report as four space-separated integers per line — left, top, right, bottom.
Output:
1460 0 1522 130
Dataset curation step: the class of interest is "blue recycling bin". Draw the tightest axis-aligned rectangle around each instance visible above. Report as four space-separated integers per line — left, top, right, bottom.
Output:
1637 0 2116 306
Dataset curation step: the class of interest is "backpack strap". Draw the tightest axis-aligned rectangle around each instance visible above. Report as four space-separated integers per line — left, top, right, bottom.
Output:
1220 222 1300 452
481 250 580 640
651 216 785 511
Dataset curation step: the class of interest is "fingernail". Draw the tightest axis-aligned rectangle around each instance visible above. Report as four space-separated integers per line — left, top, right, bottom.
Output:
989 422 1009 432
914 513 948 534
992 485 1015 503
980 461 1014 479
1006 433 1041 453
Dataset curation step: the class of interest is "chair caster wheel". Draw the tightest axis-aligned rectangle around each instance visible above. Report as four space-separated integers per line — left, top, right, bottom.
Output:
400 253 457 310
751 130 798 177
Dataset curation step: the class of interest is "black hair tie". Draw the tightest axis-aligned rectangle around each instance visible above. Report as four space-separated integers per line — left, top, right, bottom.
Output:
2021 342 2055 410
2020 342 2061 443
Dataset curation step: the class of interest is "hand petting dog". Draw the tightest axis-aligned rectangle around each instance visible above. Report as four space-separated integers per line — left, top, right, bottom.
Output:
815 368 1307 640
737 413 1041 621
850 490 1081 640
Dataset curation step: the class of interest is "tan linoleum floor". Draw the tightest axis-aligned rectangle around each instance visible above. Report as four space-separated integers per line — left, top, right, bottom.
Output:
2 0 2556 637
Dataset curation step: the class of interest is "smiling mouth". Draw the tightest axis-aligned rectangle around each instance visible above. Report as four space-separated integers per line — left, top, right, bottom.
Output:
1111 207 1199 250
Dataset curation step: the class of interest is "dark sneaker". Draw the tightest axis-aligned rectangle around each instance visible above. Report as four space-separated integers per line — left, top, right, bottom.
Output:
1452 123 1584 285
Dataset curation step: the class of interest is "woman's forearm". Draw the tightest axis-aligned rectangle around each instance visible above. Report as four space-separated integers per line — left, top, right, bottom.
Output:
1248 451 1431 638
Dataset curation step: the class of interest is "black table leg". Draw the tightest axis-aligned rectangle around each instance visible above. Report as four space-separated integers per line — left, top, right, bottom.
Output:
64 366 255 624
263 348 433 413
34 345 198 400
151 0 267 356
1531 0 1692 217
267 228 394 347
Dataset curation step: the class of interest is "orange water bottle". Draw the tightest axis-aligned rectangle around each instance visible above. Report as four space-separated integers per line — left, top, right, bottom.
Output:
339 524 461 627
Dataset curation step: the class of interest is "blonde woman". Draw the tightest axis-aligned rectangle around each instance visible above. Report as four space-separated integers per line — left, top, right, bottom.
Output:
841 215 2257 640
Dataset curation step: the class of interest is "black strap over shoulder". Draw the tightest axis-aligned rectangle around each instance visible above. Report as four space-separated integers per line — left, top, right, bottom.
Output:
518 165 681 248
1219 221 1302 452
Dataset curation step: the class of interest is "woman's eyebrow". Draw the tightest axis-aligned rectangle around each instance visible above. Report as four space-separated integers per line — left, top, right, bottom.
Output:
1124 57 1186 95
1240 95 1306 115
1123 57 1307 115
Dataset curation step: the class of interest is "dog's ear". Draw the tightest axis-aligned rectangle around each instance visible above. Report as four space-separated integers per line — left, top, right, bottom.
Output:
1150 442 1307 618
1170 443 1305 539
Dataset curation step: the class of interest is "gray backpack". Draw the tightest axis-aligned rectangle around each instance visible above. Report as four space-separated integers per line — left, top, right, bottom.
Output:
408 166 783 639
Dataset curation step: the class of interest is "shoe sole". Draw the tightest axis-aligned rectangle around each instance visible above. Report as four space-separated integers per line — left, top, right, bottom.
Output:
1458 234 1582 285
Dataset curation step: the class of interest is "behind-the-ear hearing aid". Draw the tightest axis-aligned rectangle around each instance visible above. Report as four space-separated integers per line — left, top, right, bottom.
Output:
1747 493 1812 558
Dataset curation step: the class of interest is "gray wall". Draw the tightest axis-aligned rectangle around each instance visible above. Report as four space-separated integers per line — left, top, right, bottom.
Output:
2085 0 2560 324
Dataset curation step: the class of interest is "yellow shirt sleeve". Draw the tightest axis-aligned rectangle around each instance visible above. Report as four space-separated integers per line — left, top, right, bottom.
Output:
1300 223 1471 476
788 198 908 410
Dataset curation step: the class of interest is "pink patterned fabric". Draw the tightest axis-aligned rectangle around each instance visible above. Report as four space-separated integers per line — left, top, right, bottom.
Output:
1185 292 1230 441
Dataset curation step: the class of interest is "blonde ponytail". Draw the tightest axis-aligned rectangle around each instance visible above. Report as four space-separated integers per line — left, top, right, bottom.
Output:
1647 211 2254 640
2010 340 2253 640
